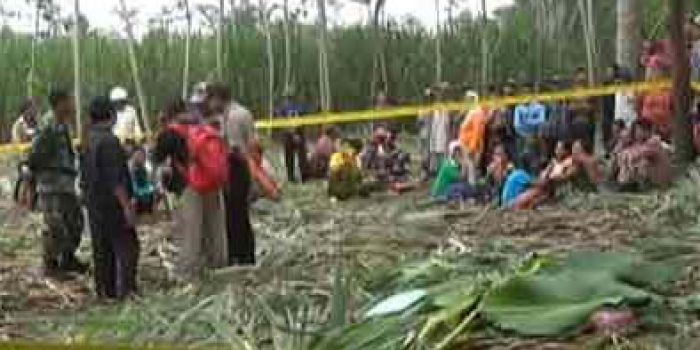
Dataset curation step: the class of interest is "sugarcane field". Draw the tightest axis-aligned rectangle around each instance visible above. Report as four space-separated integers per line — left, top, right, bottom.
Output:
5 0 700 349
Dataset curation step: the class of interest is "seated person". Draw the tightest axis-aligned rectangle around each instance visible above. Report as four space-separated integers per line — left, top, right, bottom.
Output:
613 119 672 191
329 139 366 201
512 141 577 210
431 141 465 201
130 147 157 215
485 143 515 202
607 120 627 157
501 156 538 208
361 127 413 193
308 126 340 179
248 139 281 202
692 100 700 155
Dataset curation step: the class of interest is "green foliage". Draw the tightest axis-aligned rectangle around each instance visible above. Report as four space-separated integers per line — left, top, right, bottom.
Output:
316 251 681 349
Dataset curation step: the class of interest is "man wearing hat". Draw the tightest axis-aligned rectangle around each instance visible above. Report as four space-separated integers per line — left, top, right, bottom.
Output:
110 87 143 145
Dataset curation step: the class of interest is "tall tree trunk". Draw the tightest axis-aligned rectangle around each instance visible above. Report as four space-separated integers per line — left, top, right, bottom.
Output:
616 0 642 77
29 0 41 97
669 0 694 165
182 0 192 99
480 0 488 92
317 0 331 111
434 0 442 84
577 0 595 86
118 0 151 136
259 0 274 124
283 0 292 94
72 0 82 140
217 0 225 80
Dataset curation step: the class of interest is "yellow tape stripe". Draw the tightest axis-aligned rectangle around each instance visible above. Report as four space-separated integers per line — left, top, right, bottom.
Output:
0 80 697 156
255 80 682 129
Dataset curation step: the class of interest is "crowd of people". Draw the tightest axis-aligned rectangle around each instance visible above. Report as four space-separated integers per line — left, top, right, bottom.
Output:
13 82 281 300
8 28 700 301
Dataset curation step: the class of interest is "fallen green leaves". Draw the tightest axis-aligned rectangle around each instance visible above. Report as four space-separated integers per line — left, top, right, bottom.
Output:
317 251 683 349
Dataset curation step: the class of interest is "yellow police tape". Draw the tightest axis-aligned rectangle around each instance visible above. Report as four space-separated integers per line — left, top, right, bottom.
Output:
0 80 698 156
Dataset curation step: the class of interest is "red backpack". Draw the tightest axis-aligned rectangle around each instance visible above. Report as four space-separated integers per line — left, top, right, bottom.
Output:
169 123 230 193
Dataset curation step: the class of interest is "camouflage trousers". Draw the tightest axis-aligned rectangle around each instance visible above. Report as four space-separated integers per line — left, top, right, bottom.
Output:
37 193 84 269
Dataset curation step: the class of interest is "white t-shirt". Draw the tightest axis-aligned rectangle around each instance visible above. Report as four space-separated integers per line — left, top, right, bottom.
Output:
113 105 144 142
614 92 638 127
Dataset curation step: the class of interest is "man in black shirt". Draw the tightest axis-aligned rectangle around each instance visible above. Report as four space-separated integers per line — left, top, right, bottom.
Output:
82 96 139 299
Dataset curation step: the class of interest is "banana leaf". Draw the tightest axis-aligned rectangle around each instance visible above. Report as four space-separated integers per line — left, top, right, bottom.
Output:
482 252 679 336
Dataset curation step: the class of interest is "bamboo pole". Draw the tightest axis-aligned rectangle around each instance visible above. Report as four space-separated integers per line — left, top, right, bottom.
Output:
260 0 274 130
480 0 488 92
72 0 82 141
217 0 225 80
29 0 40 97
434 0 442 84
182 0 192 100
118 0 151 136
283 0 292 94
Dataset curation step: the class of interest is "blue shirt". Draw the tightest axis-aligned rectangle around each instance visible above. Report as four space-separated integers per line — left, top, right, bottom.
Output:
514 102 546 138
274 102 308 117
501 169 532 207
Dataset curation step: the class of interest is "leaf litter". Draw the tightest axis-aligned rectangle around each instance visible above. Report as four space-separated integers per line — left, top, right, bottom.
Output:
2 158 700 348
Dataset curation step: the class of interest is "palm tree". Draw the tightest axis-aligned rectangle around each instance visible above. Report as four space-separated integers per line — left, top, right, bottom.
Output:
616 0 642 77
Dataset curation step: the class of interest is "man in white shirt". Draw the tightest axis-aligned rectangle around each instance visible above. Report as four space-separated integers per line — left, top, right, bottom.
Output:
110 87 144 144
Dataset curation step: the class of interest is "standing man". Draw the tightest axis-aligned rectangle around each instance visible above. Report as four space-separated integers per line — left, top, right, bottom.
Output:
153 99 228 282
110 86 144 145
28 89 86 276
82 96 139 299
427 85 451 177
275 93 309 183
205 83 257 266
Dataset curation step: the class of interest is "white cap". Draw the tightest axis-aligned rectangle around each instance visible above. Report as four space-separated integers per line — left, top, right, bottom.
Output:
110 87 128 102
190 82 208 104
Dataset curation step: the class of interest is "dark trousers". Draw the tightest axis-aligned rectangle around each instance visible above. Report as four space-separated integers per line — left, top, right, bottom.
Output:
225 153 255 265
283 131 308 183
39 193 84 271
88 205 139 299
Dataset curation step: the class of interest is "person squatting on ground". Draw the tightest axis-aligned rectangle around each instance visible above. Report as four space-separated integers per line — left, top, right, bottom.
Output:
27 89 87 277
205 83 257 266
328 138 366 201
81 96 140 299
153 99 228 282
130 147 158 215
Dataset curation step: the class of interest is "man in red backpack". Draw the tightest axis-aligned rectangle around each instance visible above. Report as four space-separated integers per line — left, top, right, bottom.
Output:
153 99 228 282
204 83 258 266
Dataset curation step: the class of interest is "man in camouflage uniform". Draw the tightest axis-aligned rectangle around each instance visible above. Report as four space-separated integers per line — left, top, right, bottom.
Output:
28 89 86 276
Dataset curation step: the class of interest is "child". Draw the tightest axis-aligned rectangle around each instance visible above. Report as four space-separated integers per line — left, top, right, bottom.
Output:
130 147 156 215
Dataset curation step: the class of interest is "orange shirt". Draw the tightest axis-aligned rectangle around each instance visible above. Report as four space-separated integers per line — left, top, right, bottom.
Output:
640 90 672 138
459 107 491 156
